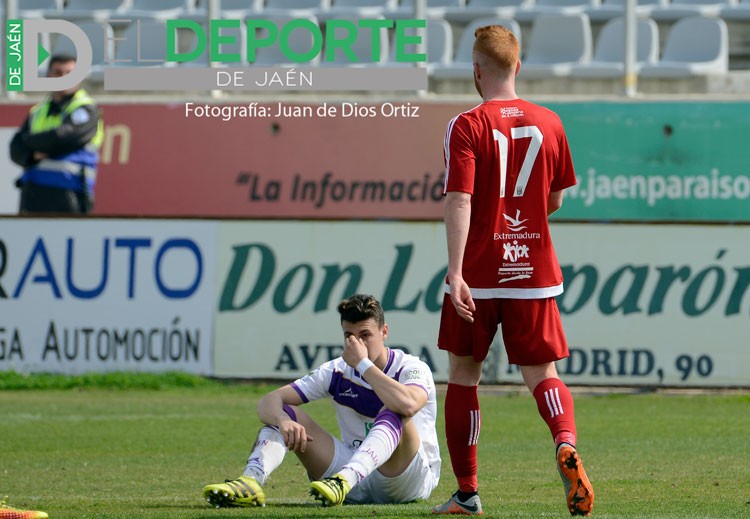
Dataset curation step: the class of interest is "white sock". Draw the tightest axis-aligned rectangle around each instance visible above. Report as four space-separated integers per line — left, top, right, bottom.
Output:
338 409 403 487
243 425 286 486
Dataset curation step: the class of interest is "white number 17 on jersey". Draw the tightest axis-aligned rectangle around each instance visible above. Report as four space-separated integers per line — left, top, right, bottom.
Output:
493 125 543 198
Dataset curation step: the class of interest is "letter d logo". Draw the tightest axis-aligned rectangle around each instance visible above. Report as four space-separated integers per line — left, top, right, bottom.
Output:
22 20 92 91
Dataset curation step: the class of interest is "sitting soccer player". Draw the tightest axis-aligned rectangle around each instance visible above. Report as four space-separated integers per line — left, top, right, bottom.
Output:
202 294 441 508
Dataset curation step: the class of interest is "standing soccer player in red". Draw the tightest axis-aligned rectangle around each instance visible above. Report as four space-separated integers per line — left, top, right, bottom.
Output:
432 25 594 516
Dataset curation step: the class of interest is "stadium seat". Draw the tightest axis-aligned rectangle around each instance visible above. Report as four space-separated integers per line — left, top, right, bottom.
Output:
515 0 601 22
119 0 198 20
386 18 453 69
570 16 658 77
251 14 322 65
397 0 466 18
650 0 731 21
320 15 390 66
586 0 667 21
430 17 522 79
17 0 63 18
57 0 132 21
206 0 264 18
261 0 331 17
721 0 750 19
318 0 398 20
51 21 114 81
639 16 728 76
443 0 535 23
519 13 593 78
399 0 467 18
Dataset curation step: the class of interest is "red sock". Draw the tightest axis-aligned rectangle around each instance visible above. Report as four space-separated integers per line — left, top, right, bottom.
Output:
445 383 480 492
533 378 577 447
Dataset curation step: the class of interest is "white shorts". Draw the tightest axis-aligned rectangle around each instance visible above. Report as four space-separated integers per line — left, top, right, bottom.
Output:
320 437 438 504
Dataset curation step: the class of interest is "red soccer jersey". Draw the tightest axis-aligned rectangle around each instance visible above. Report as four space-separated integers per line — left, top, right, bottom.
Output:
443 99 577 298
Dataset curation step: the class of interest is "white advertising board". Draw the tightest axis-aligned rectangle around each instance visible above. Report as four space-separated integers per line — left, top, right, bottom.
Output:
0 219 217 374
214 221 750 387
552 224 750 387
214 221 448 380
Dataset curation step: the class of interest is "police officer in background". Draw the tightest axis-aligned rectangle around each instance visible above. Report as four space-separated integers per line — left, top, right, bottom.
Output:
10 53 103 214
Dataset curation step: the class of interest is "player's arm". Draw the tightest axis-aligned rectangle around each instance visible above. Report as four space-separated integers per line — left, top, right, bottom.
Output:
22 105 99 157
342 335 427 417
548 189 564 216
257 385 310 452
445 191 476 322
361 363 428 417
9 117 34 168
445 190 471 277
443 113 477 322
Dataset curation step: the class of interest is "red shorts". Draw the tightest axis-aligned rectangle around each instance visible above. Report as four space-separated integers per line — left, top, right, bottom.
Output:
437 294 569 366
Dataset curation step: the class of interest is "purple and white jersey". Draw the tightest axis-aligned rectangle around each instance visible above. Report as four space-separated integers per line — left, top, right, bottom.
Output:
290 348 440 481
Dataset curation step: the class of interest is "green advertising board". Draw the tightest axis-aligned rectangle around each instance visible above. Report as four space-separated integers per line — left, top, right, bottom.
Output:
547 102 750 222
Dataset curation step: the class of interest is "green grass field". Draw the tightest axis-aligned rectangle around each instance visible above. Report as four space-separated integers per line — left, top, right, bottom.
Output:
0 374 748 518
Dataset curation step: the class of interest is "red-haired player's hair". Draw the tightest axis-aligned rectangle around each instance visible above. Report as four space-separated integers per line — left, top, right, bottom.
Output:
473 25 519 72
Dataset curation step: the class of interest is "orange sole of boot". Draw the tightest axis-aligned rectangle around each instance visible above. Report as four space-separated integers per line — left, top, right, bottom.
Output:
557 446 594 516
